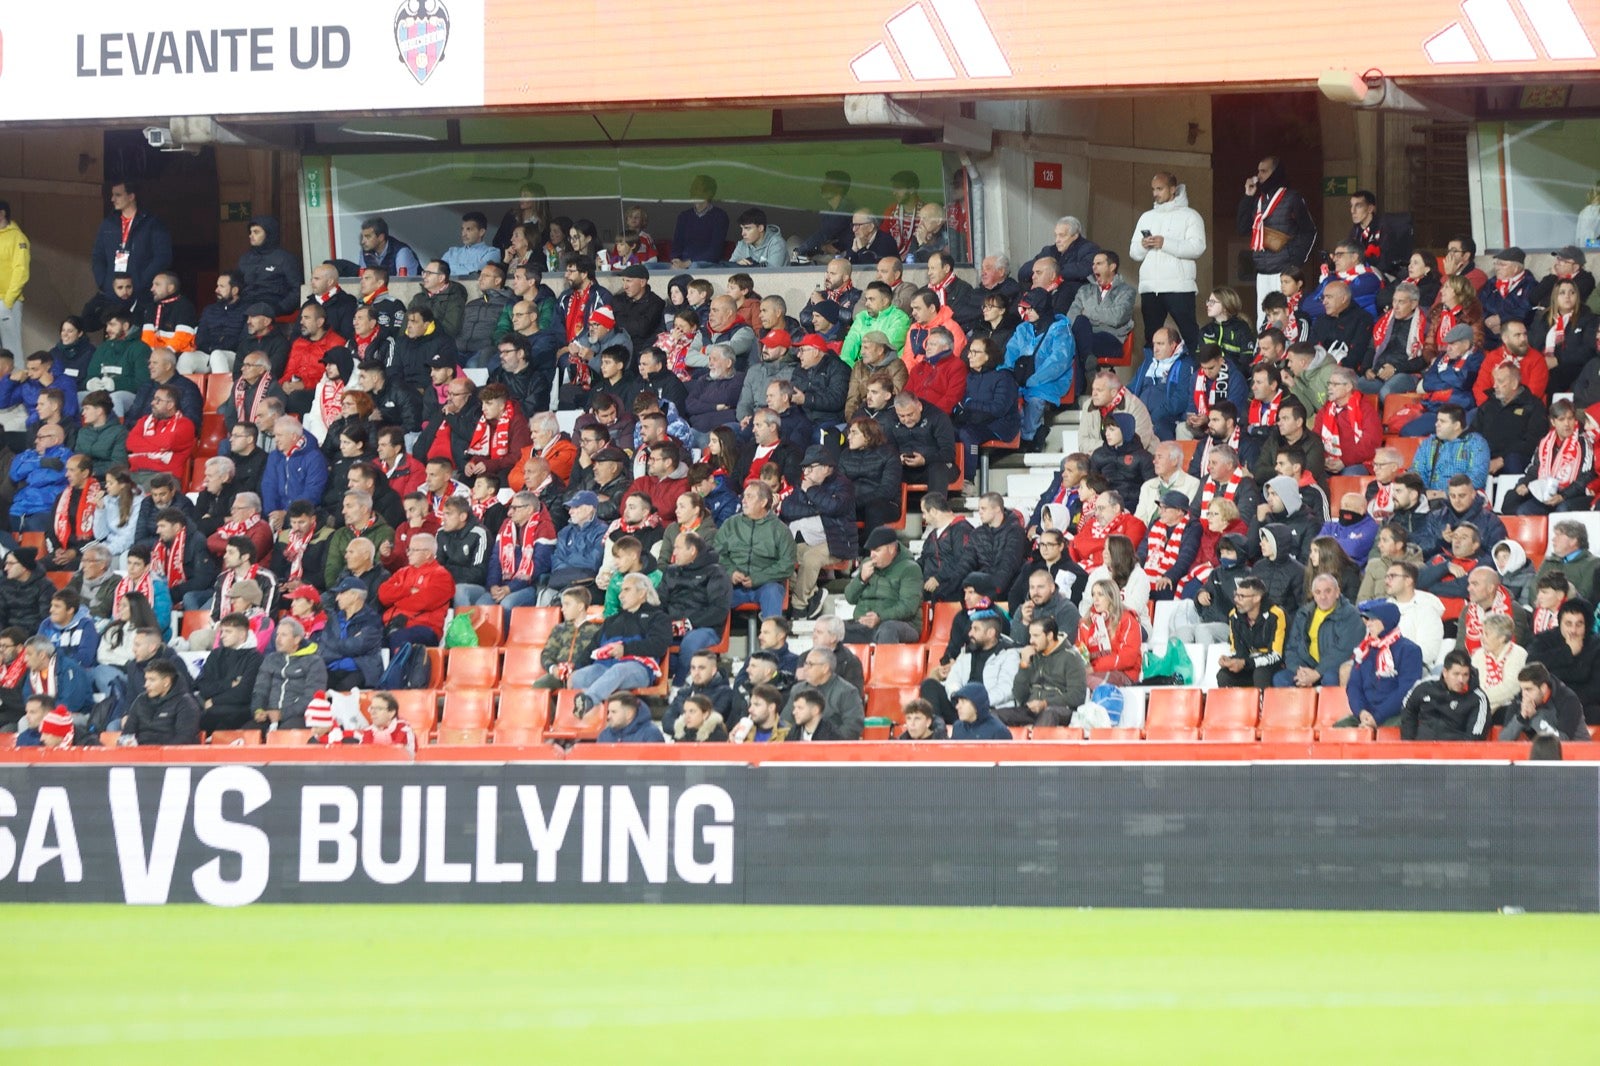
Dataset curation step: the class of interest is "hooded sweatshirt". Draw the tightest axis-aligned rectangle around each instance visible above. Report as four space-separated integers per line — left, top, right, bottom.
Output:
1346 600 1424 725
237 216 304 316
1252 524 1305 614
949 682 1012 740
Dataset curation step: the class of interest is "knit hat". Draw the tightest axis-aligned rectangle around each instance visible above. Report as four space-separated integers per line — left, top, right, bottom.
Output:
40 705 73 742
304 692 335 730
1444 323 1475 345
8 547 37 571
1493 246 1526 264
963 571 994 592
588 305 616 330
426 350 458 369
1265 475 1302 517
227 578 263 606
863 527 899 551
809 299 841 326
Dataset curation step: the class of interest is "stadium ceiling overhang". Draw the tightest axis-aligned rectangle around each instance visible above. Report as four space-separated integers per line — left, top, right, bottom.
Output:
0 0 1597 128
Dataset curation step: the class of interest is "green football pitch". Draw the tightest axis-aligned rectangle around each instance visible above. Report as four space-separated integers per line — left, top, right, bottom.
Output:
3 906 1597 1063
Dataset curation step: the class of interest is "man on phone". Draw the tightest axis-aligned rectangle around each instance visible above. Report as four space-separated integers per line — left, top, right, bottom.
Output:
1235 156 1316 321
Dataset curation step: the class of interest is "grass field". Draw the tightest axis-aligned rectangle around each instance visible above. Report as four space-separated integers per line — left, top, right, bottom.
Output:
4 906 1597 1062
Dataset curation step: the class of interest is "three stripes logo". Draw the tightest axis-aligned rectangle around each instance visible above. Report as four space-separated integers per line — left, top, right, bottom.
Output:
1425 0 1597 63
851 0 1013 83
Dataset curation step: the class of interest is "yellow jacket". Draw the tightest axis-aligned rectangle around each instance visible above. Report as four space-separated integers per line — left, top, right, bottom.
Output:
0 223 30 306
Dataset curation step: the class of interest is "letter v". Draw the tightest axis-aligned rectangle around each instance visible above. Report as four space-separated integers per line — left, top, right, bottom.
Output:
109 767 191 904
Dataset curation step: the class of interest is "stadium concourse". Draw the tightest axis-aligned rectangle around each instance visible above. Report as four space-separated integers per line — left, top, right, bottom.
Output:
1 163 1599 759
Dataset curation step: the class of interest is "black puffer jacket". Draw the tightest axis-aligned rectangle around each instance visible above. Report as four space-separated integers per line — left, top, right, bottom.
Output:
779 472 857 562
658 548 733 632
919 517 977 601
593 603 672 664
0 567 55 634
237 216 304 316
968 512 1028 599
124 688 202 746
837 445 903 515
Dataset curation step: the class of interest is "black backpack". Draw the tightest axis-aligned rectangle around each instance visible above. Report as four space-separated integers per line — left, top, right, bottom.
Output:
377 642 433 690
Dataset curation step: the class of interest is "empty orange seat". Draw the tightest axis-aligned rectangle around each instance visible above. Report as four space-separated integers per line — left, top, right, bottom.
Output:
869 645 927 688
1031 726 1083 740
1316 726 1373 742
500 650 549 686
1146 689 1203 730
928 601 960 649
180 609 213 638
1143 725 1199 741
1259 727 1315 744
1499 515 1547 568
466 605 505 647
1326 474 1374 505
1200 726 1257 742
1201 688 1259 729
207 730 263 746
437 726 490 745
390 690 439 736
507 606 561 647
493 726 549 746
1082 726 1140 740
1261 688 1317 730
203 374 231 413
865 686 913 725
497 689 552 731
266 729 314 747
443 687 496 730
446 647 500 687
1315 687 1353 728
843 644 875 684
1375 726 1402 741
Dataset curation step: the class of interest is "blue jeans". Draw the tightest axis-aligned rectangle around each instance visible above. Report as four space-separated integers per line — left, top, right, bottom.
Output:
182 591 214 610
730 582 786 619
473 586 540 609
453 584 487 607
1022 397 1051 440
570 660 654 700
672 626 721 683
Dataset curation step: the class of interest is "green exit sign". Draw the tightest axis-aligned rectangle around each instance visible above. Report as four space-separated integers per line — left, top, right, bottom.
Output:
222 202 253 222
1322 176 1357 197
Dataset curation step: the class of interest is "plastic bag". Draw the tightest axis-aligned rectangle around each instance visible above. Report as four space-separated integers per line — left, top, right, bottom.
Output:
1141 638 1193 685
444 613 480 649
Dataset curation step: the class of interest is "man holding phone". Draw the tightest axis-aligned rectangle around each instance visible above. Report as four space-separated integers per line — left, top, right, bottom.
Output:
1129 171 1207 354
1235 156 1316 320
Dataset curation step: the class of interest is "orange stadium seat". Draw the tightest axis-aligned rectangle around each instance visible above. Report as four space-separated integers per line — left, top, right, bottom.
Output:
1200 726 1257 742
928 601 960 649
866 686 914 726
1499 515 1547 568
1326 475 1374 505
843 644 874 684
1201 688 1260 730
202 373 231 413
179 609 212 638
1316 726 1373 743
1176 439 1199 471
443 687 496 730
500 649 549 686
1382 392 1421 430
1261 688 1317 730
507 606 560 648
1386 436 1421 468
869 644 927 688
497 689 552 732
465 605 505 647
207 730 263 746
1258 727 1315 744
1143 726 1199 742
391 690 439 736
1315 687 1353 729
1084 726 1142 741
266 729 314 747
424 647 445 688
1146 689 1202 730
447 647 500 687
1030 726 1083 741
545 689 607 742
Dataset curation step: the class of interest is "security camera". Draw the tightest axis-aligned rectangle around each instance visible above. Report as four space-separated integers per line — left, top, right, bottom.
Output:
143 126 175 150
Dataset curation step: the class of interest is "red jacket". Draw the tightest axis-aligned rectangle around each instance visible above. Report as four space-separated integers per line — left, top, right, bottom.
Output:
380 455 427 498
125 413 196 477
905 351 967 414
378 560 454 633
1314 395 1382 472
1472 347 1548 405
283 331 345 390
465 404 532 481
627 471 689 518
1069 511 1148 569
384 515 441 569
1078 608 1143 677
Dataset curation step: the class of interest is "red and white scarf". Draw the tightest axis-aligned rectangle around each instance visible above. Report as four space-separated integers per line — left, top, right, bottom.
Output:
496 519 541 582
1495 271 1527 298
218 512 265 541
318 378 345 429
656 329 693 383
1482 646 1512 689
1250 188 1287 251
1199 468 1244 513
218 563 263 608
1353 627 1401 678
283 522 317 583
1534 605 1560 634
1096 386 1127 422
1083 606 1115 657
1142 514 1190 579
151 526 188 588
1372 308 1427 361
53 479 99 547
1316 400 1367 467
1198 424 1242 475
467 414 513 458
1369 480 1394 521
824 279 856 305
113 570 154 620
0 652 25 690
232 374 272 423
1247 391 1282 432
1434 304 1461 348
1191 365 1228 420
1462 585 1514 656
26 657 57 697
1544 313 1569 356
429 481 468 519
1535 429 1587 489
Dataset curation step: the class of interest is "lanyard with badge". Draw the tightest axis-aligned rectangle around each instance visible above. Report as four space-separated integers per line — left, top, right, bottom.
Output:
114 215 133 273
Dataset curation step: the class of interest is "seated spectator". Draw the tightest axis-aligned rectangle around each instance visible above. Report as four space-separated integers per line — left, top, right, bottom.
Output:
1215 576 1287 689
569 572 671 715
91 589 152 700
37 588 98 673
540 490 605 600
1533 520 1600 606
1075 577 1143 684
1400 324 1483 438
1500 663 1592 742
790 335 851 427
1304 534 1362 604
1536 279 1599 394
1508 398 1593 516
661 649 736 738
917 491 977 603
1282 339 1334 414
471 491 553 610
262 419 329 530
531 586 601 691
842 208 898 266
0 626 28 728
1254 523 1305 613
779 447 855 620
1418 475 1505 559
75 392 129 478
249 618 327 732
1080 533 1149 623
1066 250 1135 388
969 492 1029 605
195 613 265 732
839 527 922 643
1330 599 1425 728
1009 616 1087 727
714 481 794 620
670 692 728 743
730 208 786 268
1318 491 1380 566
17 698 75 750
1273 573 1362 688
1070 489 1146 571
1419 524 1490 598
1089 412 1155 506
1308 280 1373 373
944 683 1010 741
225 420 269 488
317 578 384 690
1475 319 1547 409
203 492 273 577
903 287 968 371
1140 490 1202 600
21 634 93 721
1259 470 1320 558
1314 369 1381 475
1455 565 1532 657
729 683 792 742
1480 247 1535 350
151 506 217 609
1129 328 1193 443
779 647 864 739
782 688 843 741
303 262 357 343
1199 287 1257 367
837 417 903 540
83 310 151 405
1004 289 1077 446
1383 559 1445 665
1529 600 1600 723
591 693 664 744
377 533 454 649
1358 522 1419 601
659 531 731 682
66 543 118 623
1358 281 1429 399
1410 406 1488 501
120 659 200 745
198 534 276 620
1399 648 1491 741
840 282 911 367
1474 363 1547 480
7 423 72 532
1470 613 1526 725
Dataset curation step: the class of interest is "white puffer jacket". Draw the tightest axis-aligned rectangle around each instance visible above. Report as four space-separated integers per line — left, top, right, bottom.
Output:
1128 184 1208 294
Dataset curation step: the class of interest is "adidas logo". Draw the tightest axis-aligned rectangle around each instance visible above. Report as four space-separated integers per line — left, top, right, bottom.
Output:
851 0 1012 83
1425 0 1596 62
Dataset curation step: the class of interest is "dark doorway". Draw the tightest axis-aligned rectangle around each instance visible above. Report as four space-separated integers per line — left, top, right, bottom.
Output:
102 130 220 305
1210 92 1326 289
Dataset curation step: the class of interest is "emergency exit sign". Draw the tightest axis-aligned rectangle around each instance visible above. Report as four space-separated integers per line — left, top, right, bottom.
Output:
1033 161 1062 190
222 202 252 222
1322 176 1357 197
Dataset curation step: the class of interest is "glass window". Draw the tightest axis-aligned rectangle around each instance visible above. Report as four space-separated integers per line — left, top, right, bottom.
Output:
1473 119 1600 251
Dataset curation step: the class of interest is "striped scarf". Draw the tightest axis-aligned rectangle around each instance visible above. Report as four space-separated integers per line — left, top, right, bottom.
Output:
1353 627 1400 678
1142 514 1190 579
1372 308 1427 361
1462 585 1514 656
1199 468 1243 513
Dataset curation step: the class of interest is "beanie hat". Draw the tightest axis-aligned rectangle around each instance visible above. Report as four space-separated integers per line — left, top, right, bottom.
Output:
40 705 73 741
587 305 616 330
304 692 335 730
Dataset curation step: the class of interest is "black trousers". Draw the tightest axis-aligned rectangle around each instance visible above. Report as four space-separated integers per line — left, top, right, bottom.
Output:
1217 663 1275 689
1140 291 1201 354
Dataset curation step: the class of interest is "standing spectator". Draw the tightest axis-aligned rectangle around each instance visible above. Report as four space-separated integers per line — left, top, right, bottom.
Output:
1129 172 1206 353
1235 156 1316 315
669 176 730 269
0 199 29 357
236 215 302 317
89 180 172 315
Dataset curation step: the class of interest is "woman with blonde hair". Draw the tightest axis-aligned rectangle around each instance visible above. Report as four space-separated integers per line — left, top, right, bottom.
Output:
1077 577 1142 683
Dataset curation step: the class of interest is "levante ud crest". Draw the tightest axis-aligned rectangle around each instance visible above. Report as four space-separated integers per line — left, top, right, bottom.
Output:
395 0 451 85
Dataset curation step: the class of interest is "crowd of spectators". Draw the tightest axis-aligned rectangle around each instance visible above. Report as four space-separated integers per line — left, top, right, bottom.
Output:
0 156 1596 749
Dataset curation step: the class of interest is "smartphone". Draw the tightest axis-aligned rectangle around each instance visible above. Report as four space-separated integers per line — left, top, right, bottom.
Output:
1141 230 1152 238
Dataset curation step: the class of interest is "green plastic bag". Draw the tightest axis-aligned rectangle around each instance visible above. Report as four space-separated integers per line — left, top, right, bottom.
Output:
1140 637 1193 685
444 613 480 649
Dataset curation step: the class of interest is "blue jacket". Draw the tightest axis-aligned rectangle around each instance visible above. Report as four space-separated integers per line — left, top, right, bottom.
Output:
1412 434 1490 494
1002 317 1076 405
1419 350 1484 414
1281 599 1363 686
195 297 247 354
1316 515 1380 566
1479 273 1536 347
318 605 385 687
1306 269 1383 319
1346 602 1424 725
1130 354 1197 441
22 653 93 716
8 445 73 518
485 522 555 593
18 366 80 425
550 518 607 577
38 606 100 672
598 704 666 743
92 209 173 294
956 366 1020 441
778 472 857 562
1418 496 1506 559
262 443 329 516
948 682 1012 740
